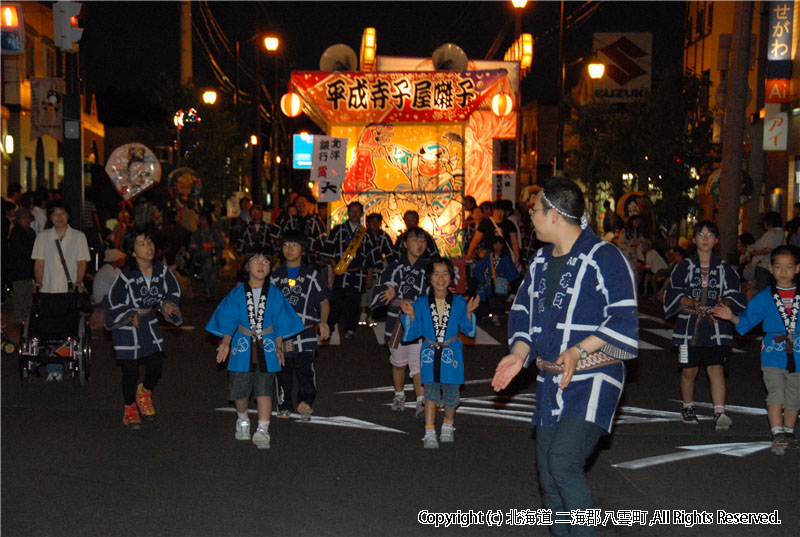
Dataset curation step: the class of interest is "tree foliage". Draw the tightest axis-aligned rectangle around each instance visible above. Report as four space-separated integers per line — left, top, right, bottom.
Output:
566 68 718 225
137 73 247 206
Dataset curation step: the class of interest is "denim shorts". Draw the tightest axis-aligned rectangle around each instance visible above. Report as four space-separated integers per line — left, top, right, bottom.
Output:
229 371 276 400
424 382 460 408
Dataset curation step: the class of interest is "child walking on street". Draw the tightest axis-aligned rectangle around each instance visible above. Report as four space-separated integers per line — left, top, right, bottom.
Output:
663 220 746 430
400 256 479 448
714 245 800 454
106 231 182 429
472 236 519 325
372 227 430 416
270 230 331 420
206 249 304 449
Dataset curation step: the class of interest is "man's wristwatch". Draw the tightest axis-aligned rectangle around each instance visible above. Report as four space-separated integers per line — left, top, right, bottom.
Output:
575 344 588 361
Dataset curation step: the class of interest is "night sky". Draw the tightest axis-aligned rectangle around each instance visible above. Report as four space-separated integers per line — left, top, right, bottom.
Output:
79 1 685 127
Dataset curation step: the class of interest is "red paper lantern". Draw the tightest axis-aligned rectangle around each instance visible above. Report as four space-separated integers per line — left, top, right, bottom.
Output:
491 93 513 117
280 92 303 118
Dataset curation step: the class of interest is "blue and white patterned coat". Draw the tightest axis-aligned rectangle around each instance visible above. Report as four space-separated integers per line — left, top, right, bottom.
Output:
734 287 800 369
371 255 429 343
270 264 331 354
663 254 746 346
205 283 304 372
105 262 182 360
401 293 476 385
508 228 638 433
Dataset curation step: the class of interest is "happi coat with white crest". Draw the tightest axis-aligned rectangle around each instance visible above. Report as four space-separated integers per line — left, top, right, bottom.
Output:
508 227 638 433
401 291 476 385
205 283 304 372
663 254 746 346
105 262 182 359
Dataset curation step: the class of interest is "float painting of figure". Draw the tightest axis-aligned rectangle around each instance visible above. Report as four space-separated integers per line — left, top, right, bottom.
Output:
330 123 465 258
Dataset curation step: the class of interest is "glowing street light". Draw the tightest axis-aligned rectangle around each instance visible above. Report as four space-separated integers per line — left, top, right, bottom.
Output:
202 90 218 105
588 61 605 80
264 36 279 51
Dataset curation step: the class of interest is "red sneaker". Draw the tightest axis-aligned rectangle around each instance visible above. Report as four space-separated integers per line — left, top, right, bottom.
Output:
136 383 156 421
123 403 141 430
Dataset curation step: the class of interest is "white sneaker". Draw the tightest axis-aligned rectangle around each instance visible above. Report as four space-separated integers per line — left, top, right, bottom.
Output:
252 427 270 449
423 431 439 449
440 424 455 443
415 398 424 418
235 418 251 440
391 394 406 411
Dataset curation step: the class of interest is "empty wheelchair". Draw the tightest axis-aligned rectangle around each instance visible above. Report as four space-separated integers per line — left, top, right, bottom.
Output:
18 292 92 386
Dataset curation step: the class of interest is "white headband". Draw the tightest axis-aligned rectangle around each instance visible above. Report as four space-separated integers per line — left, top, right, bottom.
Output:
541 190 588 230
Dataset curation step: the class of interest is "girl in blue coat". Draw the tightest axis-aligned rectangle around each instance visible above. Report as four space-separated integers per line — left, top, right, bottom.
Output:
400 256 479 449
206 249 304 449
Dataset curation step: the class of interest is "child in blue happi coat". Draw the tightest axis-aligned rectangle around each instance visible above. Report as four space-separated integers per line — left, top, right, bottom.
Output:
473 235 519 325
714 245 800 454
206 248 304 449
400 256 480 448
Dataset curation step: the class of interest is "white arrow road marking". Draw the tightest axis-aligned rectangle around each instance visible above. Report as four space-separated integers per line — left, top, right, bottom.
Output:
214 407 406 434
642 327 745 353
371 322 501 345
638 313 670 325
336 378 496 394
667 400 767 415
612 442 773 469
638 340 662 350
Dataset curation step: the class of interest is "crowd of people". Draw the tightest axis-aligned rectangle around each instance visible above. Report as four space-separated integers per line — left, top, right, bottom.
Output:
3 178 800 536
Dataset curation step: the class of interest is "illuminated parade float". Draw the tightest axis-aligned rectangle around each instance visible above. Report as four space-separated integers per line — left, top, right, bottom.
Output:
288 36 523 258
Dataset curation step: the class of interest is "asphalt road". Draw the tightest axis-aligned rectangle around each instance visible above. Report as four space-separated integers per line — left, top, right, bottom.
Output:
2 283 797 537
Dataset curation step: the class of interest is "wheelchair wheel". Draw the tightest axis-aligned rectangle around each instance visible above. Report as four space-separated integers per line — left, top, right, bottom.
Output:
17 321 31 384
75 319 91 386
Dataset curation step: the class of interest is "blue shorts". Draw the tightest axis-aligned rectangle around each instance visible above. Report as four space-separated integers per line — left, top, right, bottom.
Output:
424 382 460 408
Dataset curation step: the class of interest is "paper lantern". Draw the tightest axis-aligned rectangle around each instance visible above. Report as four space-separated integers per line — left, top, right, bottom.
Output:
105 143 161 201
491 93 513 117
280 92 303 117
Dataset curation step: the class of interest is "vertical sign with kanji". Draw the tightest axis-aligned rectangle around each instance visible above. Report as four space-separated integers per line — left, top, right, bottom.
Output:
764 103 788 151
768 2 794 61
312 135 348 202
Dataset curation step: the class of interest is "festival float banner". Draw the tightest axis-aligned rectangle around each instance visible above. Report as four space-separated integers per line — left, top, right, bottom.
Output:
290 70 508 129
328 123 465 258
291 66 516 259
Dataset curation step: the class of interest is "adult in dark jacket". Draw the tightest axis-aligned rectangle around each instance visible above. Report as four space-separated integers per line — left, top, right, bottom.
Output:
8 208 37 324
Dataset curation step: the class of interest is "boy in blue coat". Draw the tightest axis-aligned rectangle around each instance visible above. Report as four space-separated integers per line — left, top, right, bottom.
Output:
206 248 304 449
714 245 800 454
400 256 480 448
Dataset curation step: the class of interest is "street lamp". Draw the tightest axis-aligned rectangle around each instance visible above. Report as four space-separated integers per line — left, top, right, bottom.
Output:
263 35 281 210
202 90 217 105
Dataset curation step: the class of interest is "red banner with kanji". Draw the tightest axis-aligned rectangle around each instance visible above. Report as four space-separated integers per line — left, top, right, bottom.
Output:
290 70 507 127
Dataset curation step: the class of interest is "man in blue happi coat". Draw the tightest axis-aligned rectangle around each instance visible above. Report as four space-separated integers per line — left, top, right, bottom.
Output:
493 177 638 537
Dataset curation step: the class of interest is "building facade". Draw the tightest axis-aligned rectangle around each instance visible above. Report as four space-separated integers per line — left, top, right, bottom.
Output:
1 1 104 197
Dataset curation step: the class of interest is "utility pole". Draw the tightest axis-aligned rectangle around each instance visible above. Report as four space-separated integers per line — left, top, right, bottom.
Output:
252 48 263 204
554 0 565 176
717 2 753 261
747 2 769 235
180 1 192 85
54 1 84 229
62 51 82 229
